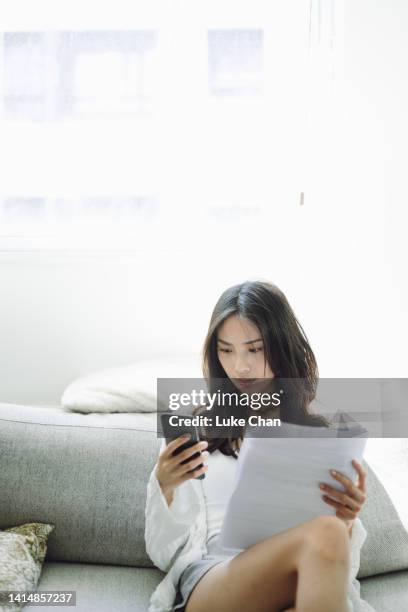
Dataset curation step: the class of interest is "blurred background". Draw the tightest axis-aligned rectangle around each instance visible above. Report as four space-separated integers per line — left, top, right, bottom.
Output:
0 0 406 404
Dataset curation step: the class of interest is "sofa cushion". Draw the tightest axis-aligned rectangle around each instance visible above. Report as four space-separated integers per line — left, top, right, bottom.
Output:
24 562 165 612
360 569 408 612
358 458 408 578
28 562 408 612
0 405 160 568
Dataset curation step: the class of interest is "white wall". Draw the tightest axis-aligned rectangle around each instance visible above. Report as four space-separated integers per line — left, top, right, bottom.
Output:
0 250 317 402
343 0 408 374
1 0 407 403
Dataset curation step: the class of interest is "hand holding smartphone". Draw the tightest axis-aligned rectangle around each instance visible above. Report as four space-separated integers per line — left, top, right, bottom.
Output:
159 412 207 481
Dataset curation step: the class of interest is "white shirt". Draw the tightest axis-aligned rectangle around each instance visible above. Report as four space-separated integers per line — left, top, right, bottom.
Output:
144 440 376 612
202 449 237 542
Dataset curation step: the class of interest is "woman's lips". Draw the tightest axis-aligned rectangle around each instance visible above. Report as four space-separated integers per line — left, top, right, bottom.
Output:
236 378 256 386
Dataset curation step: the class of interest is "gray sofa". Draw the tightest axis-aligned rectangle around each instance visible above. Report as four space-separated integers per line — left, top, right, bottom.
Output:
0 404 407 611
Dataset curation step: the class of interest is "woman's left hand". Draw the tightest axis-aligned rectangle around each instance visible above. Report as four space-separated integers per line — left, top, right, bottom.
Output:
319 459 367 529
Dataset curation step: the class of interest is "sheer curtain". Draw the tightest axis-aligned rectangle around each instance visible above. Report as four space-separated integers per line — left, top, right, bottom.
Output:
0 0 343 251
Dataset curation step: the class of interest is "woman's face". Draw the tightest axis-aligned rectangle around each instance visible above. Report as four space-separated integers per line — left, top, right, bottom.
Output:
216 315 274 393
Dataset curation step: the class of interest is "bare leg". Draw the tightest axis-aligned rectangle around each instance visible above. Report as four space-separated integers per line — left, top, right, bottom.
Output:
296 517 350 612
185 516 350 612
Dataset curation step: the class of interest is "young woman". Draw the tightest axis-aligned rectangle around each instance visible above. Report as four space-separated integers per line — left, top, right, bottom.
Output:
145 281 375 612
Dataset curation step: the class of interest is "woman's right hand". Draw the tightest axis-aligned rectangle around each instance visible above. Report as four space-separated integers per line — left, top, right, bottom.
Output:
155 435 209 506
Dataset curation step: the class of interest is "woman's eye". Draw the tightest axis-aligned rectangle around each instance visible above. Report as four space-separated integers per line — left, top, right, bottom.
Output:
249 347 263 353
219 348 232 353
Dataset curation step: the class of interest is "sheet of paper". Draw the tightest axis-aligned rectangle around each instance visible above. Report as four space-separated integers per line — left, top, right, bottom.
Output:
219 422 368 552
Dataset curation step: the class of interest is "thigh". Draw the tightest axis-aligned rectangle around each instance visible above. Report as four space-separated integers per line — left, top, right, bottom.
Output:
185 521 309 612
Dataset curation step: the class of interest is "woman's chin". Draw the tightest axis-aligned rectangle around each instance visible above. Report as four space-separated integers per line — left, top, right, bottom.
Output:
231 378 268 393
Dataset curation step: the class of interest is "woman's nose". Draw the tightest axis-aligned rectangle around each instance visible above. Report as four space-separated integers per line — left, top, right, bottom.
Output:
235 357 251 375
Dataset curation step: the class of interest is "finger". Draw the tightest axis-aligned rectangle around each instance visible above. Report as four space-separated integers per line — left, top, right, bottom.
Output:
333 506 354 522
164 434 192 456
335 508 356 521
329 469 366 504
329 469 355 489
322 495 357 519
320 485 361 512
182 463 208 481
352 459 367 494
172 441 208 465
176 451 209 476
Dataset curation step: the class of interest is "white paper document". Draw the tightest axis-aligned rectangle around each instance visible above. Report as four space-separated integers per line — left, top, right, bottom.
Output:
219 422 368 553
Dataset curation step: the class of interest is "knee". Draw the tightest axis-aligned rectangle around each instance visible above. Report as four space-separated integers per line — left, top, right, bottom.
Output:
302 516 350 565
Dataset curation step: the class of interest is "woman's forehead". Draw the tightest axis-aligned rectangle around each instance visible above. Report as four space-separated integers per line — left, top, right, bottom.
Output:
217 315 261 343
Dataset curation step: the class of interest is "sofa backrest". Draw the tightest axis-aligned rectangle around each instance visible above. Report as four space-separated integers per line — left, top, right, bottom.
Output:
0 405 160 568
1 404 407 577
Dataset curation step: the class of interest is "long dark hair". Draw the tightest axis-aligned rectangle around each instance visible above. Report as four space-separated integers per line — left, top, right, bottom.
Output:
193 280 330 457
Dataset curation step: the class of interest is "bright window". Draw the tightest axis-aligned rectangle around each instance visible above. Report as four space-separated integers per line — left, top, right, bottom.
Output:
0 1 342 251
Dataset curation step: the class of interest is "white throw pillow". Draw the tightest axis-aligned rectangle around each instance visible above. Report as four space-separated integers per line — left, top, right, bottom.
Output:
61 356 203 413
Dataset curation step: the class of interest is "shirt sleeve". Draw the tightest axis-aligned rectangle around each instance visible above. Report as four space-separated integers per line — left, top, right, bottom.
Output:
144 440 201 572
348 516 368 581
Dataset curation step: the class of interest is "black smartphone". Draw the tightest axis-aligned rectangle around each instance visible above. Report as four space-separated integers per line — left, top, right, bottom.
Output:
160 412 206 480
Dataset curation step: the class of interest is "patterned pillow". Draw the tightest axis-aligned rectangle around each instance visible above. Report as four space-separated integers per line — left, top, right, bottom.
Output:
0 523 54 612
